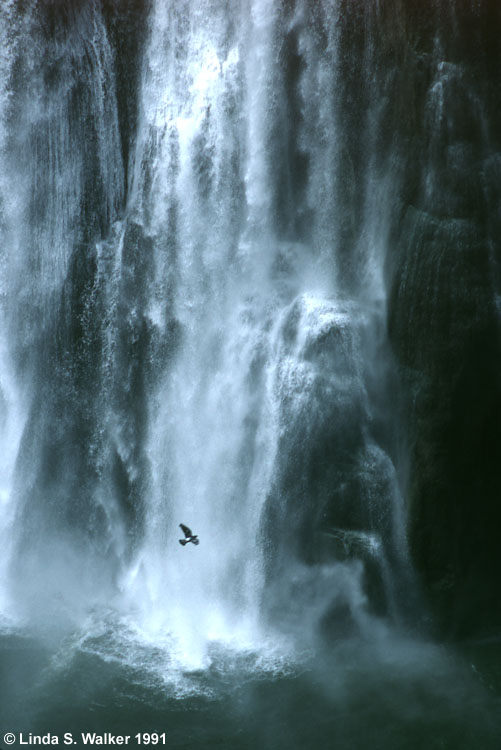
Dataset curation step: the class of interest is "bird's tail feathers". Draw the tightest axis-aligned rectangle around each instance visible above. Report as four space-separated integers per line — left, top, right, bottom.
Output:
179 539 188 546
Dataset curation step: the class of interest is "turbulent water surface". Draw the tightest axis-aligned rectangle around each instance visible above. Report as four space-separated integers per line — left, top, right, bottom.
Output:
0 1 500 748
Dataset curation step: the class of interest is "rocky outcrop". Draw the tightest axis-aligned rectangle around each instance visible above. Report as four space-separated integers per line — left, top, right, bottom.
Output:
374 1 501 635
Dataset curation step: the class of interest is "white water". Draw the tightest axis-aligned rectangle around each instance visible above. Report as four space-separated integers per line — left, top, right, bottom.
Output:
2 7 501 749
0 0 28 620
0 0 408 684
115 0 402 669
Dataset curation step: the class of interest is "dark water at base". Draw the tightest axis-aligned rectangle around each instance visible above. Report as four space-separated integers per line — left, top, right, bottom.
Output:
2 628 501 750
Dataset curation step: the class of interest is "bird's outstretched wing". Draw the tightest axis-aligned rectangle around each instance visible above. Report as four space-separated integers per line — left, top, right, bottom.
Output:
180 523 192 538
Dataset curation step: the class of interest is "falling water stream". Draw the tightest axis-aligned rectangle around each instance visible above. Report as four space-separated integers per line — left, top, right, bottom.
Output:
0 1 500 748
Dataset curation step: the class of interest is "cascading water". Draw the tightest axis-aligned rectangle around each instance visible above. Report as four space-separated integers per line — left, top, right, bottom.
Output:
1 1 501 747
118 0 400 662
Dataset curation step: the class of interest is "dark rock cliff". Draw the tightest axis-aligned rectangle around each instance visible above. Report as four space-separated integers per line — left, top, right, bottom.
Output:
373 0 501 636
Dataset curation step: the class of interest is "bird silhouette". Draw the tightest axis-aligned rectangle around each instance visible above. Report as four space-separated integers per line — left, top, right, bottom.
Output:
179 523 199 546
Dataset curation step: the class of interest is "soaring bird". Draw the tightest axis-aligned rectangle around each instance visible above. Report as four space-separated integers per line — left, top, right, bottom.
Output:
179 523 199 546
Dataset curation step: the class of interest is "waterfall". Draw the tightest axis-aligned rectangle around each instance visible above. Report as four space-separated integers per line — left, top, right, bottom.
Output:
2 1 501 746
117 0 411 661
0 0 410 659
0 0 27 617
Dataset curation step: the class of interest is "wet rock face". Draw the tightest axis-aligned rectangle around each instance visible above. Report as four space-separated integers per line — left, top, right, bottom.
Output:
379 1 501 635
298 0 501 635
